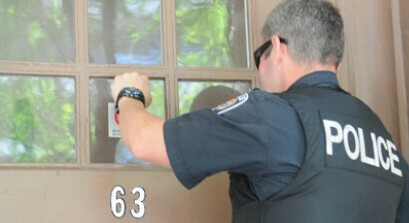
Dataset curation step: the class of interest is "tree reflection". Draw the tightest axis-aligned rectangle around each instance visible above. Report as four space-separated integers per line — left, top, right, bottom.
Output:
88 0 163 65
0 0 249 164
0 0 74 62
176 0 248 67
0 76 76 163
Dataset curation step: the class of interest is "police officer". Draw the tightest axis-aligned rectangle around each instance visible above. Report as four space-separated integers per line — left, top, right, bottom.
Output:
111 0 409 222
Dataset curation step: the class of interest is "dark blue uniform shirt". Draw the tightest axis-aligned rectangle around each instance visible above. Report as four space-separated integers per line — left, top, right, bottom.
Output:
164 71 409 216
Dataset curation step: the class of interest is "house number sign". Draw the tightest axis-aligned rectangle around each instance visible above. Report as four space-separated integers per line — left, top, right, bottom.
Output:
110 186 146 219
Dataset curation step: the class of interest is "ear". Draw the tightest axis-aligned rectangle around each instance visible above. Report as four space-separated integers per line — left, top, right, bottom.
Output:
270 35 286 66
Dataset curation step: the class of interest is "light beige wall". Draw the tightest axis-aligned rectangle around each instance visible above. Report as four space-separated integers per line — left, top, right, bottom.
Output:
397 0 409 160
399 0 409 99
402 0 409 111
337 0 400 144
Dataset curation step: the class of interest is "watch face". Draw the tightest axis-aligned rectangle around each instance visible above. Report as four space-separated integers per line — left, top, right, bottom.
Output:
116 87 146 110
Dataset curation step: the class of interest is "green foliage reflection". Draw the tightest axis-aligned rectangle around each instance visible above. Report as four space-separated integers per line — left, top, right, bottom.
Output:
147 80 166 118
0 0 74 62
0 76 76 163
88 0 163 65
176 0 247 67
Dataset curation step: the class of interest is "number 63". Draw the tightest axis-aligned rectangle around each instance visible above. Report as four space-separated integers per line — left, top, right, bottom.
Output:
110 186 146 219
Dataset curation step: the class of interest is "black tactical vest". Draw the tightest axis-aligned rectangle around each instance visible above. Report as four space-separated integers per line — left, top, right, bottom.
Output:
229 86 405 223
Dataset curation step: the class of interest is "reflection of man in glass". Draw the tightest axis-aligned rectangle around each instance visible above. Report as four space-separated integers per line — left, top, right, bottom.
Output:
111 0 409 222
189 86 241 112
114 86 240 164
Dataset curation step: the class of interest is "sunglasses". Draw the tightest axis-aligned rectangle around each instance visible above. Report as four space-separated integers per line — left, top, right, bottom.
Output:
253 37 288 70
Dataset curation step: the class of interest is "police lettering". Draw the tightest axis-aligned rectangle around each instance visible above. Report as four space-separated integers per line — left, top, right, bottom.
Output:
323 119 402 177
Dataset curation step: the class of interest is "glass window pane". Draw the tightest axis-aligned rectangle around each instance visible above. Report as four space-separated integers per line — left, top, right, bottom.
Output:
88 0 163 65
0 75 76 163
90 78 165 164
178 80 251 115
0 0 75 62
176 0 249 68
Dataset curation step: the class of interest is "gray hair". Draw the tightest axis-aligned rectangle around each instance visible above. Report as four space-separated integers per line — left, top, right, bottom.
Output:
262 0 344 67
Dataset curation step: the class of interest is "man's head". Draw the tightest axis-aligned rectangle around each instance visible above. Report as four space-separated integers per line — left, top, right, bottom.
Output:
256 0 344 92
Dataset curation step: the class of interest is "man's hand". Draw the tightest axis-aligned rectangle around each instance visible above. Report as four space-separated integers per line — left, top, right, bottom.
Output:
111 71 152 108
109 72 169 168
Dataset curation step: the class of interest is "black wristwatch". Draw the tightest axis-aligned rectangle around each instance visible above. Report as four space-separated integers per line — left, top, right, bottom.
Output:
115 87 146 114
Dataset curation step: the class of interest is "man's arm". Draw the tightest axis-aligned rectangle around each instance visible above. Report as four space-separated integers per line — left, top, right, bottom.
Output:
111 72 171 168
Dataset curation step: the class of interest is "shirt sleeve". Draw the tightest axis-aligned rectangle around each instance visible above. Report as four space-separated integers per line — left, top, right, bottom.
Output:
163 93 270 189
